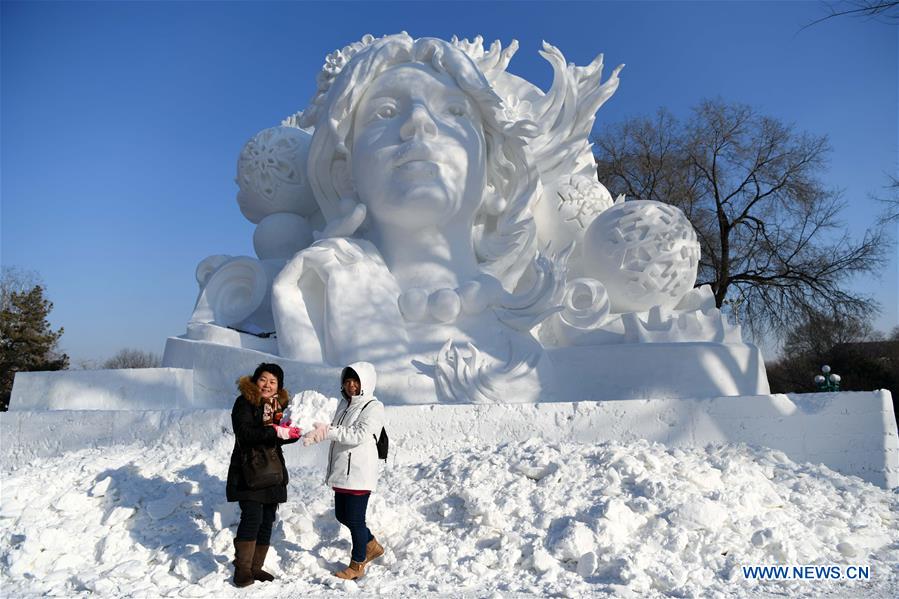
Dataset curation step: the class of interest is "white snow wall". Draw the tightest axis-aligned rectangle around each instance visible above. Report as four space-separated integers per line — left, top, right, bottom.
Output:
11 336 770 409
2 391 896 488
9 368 196 410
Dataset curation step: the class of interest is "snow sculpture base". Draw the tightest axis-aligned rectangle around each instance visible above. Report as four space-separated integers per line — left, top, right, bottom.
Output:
379 392 897 489
10 368 196 410
157 336 769 406
546 342 769 401
2 391 896 488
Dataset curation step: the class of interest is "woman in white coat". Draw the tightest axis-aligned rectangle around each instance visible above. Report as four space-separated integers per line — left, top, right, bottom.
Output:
304 361 385 580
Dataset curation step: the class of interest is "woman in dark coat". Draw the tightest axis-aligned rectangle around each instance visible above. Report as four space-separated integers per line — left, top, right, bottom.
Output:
226 363 301 587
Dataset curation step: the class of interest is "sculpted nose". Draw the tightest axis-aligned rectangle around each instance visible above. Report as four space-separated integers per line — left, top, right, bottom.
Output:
399 104 438 140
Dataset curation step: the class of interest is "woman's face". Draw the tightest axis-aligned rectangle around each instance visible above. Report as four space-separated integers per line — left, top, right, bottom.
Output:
343 378 361 397
351 63 487 230
255 372 279 398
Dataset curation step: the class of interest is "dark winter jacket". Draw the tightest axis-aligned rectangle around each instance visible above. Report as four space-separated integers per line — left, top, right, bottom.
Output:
226 376 296 503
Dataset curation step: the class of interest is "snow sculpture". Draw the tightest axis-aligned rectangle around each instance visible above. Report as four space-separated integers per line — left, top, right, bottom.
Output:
583 200 699 313
169 32 766 403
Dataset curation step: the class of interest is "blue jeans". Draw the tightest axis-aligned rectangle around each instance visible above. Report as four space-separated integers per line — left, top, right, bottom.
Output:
236 501 277 544
334 492 373 562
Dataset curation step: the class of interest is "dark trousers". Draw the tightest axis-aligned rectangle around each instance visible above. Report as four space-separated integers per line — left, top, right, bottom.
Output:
334 492 373 562
236 500 277 545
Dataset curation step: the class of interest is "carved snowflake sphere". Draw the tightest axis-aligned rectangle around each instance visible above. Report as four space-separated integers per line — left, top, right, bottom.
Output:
583 200 699 313
236 126 317 223
557 175 614 229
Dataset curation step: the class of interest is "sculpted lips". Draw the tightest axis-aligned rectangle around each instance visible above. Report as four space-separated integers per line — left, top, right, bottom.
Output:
393 143 442 168
392 143 442 180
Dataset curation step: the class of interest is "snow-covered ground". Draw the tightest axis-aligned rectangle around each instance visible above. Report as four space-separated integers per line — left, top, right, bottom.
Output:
2 434 897 597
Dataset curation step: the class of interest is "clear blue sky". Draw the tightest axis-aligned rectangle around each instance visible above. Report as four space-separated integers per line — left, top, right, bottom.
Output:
2 1 896 365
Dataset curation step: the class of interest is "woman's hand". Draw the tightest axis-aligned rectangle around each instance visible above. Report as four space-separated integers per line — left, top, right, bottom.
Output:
273 425 302 440
302 422 330 446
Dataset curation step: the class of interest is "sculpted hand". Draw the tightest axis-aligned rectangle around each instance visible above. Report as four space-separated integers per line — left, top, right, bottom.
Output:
313 202 366 241
274 425 302 440
302 422 330 446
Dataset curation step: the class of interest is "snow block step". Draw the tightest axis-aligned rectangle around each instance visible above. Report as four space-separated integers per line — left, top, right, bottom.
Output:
9 368 195 410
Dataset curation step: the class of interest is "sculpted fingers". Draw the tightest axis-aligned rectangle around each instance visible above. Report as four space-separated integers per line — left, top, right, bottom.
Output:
313 203 367 241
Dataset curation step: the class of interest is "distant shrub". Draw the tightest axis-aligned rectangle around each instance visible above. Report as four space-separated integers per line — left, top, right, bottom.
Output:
102 348 161 369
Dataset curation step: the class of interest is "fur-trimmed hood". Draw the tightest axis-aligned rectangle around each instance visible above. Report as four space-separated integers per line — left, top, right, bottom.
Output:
237 375 290 408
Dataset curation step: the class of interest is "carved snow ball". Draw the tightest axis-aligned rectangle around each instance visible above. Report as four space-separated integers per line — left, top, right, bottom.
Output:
253 213 314 260
534 176 614 263
237 126 317 223
583 200 699 313
556 175 614 230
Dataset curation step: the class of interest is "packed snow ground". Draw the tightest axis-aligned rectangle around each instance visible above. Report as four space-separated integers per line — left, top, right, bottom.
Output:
2 432 898 598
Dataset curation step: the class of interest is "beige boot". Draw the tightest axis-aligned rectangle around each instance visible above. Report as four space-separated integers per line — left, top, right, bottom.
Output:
233 539 256 587
363 537 384 565
252 544 275 582
334 560 366 580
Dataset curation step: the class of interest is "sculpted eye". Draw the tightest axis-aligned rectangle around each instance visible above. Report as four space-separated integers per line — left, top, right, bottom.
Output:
376 105 397 119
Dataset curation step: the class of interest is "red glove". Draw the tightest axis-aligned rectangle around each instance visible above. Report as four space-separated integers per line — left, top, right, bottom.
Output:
274 425 302 440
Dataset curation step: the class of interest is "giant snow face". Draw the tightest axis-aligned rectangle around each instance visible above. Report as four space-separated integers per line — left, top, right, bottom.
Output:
583 200 700 313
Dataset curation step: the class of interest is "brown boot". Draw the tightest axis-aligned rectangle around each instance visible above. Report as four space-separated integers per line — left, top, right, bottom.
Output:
252 544 275 582
334 560 366 580
233 539 256 587
363 537 384 565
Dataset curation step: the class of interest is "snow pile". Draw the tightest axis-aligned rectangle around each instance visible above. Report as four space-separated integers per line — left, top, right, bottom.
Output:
1 438 897 597
282 390 338 432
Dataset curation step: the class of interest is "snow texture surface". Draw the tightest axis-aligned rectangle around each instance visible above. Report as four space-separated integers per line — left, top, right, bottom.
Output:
282 390 339 432
2 435 897 597
5 391 896 488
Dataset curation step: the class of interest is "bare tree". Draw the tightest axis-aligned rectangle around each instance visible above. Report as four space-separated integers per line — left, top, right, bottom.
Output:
595 99 886 342
803 1 899 29
766 311 897 402
781 311 881 360
102 348 161 369
876 175 899 224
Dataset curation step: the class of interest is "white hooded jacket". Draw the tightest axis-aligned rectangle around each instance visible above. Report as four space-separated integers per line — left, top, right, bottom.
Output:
325 361 384 491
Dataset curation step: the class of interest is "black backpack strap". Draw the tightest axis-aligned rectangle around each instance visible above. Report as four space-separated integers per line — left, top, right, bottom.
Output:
359 401 387 455
359 400 377 440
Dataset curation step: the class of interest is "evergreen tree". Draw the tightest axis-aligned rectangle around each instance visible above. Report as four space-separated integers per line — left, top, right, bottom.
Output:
0 285 69 410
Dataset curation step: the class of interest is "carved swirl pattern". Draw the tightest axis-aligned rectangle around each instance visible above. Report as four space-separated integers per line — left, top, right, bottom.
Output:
195 257 268 326
558 277 611 329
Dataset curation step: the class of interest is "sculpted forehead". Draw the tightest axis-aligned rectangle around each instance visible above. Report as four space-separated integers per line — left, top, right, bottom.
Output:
362 63 468 103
